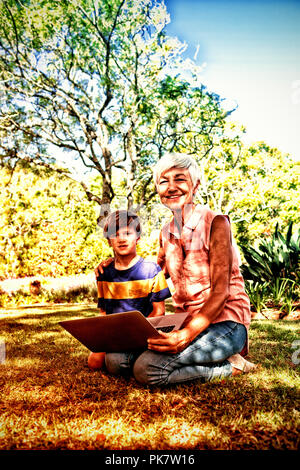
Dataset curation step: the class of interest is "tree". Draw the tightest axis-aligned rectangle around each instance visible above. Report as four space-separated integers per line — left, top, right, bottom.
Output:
0 162 110 279
0 0 236 219
195 139 300 245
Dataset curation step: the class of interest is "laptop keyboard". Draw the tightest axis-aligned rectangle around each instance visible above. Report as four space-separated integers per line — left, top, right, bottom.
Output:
156 325 175 333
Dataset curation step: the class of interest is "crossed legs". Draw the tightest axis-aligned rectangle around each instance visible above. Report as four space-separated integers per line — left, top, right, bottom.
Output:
105 321 249 386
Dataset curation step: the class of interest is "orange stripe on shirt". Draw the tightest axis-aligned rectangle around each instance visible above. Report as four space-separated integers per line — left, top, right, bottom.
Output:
152 270 169 293
100 278 153 300
99 271 169 300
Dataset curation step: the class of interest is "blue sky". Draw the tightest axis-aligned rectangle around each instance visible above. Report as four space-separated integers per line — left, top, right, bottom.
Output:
164 0 300 160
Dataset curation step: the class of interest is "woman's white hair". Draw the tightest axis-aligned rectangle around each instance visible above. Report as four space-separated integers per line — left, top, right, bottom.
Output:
153 153 201 188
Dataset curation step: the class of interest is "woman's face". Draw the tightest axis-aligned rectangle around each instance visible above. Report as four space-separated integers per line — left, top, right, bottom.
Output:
157 167 198 211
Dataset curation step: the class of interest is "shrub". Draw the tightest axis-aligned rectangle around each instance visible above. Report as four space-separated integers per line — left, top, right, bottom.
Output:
241 222 300 284
244 280 269 314
241 222 300 315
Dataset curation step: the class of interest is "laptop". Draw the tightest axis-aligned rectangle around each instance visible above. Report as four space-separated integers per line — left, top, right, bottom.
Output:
59 310 189 352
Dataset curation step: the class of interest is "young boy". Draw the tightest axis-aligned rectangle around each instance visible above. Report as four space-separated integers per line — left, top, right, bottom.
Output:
88 210 171 370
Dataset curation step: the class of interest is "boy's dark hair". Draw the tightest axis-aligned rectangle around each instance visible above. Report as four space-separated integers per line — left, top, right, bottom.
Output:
103 210 141 239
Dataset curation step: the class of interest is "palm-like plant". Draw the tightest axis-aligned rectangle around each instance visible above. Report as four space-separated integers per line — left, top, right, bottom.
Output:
241 222 300 284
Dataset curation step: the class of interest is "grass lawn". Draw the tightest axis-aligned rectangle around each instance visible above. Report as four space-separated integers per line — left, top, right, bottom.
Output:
0 304 299 450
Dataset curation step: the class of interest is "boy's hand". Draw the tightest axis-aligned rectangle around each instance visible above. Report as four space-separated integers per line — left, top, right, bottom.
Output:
94 258 114 277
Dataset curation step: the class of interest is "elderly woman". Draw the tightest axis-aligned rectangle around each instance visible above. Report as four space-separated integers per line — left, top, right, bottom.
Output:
98 153 256 385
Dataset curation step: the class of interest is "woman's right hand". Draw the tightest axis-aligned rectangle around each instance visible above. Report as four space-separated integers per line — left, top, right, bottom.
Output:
147 328 191 354
94 258 114 277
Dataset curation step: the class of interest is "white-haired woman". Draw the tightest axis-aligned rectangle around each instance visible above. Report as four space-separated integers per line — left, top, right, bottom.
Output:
97 153 256 385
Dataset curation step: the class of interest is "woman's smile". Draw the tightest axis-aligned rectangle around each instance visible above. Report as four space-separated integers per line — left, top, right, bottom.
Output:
157 167 198 212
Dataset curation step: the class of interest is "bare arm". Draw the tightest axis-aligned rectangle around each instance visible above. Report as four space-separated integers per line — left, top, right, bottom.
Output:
156 230 170 279
148 215 232 353
148 301 165 317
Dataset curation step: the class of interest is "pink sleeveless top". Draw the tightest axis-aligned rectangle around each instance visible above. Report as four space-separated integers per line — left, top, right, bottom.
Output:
158 205 251 334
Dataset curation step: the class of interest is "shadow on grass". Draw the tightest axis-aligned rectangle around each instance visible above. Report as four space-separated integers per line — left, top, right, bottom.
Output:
0 306 299 450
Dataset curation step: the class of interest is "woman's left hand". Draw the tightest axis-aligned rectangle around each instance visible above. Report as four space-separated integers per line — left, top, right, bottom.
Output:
147 329 190 354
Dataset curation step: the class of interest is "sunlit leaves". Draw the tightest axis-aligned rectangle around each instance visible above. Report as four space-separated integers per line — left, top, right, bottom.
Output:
0 0 236 210
195 139 299 245
0 164 110 279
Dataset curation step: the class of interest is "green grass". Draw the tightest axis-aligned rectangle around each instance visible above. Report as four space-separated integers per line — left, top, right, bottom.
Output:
0 304 299 450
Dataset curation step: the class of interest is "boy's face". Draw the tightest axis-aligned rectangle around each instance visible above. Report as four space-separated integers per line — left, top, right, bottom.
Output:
108 226 139 257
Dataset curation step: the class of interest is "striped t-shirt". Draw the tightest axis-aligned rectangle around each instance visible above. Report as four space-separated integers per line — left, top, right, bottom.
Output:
96 257 171 317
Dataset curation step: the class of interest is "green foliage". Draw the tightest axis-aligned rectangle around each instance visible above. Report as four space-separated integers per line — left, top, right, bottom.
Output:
0 164 111 279
136 234 160 261
241 222 299 315
195 140 299 246
244 278 298 317
0 0 239 211
241 222 300 284
243 280 269 314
